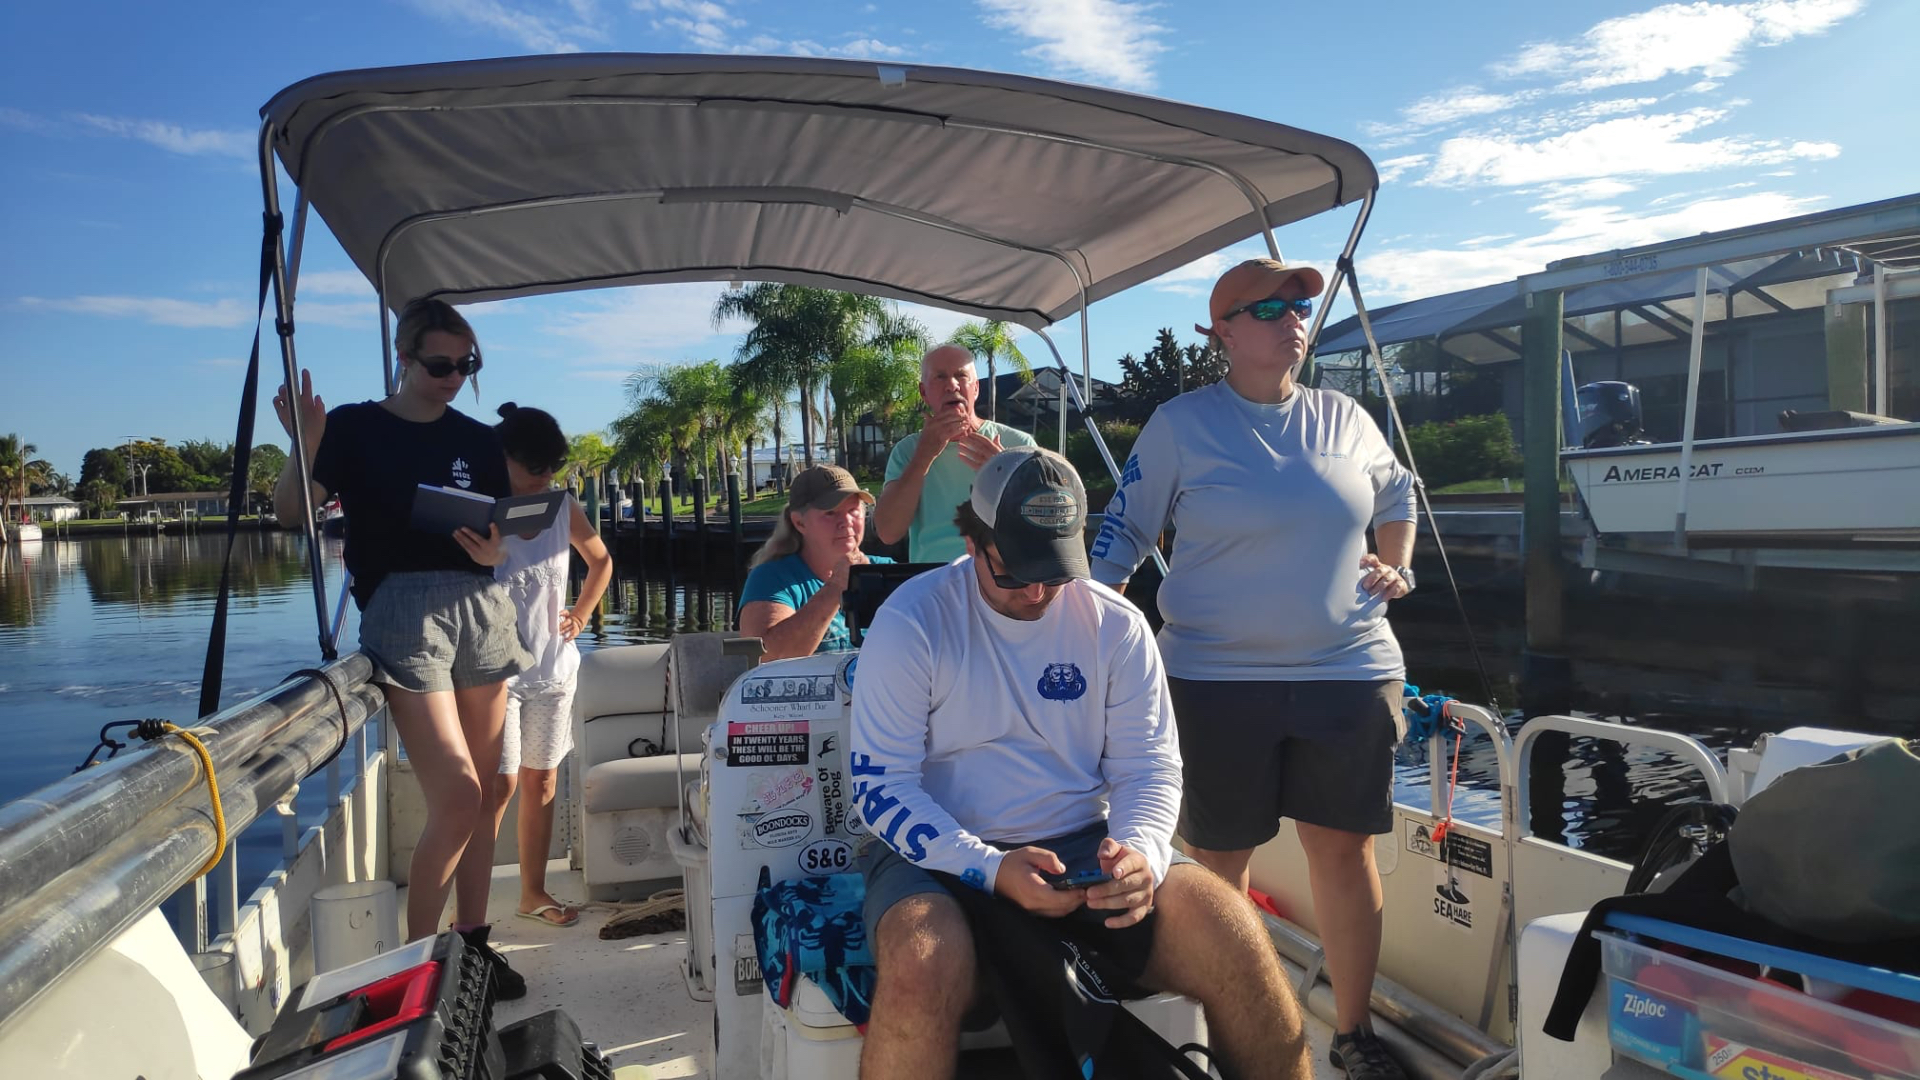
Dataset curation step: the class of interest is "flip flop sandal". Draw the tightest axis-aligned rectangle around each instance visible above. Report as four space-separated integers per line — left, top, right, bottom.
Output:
515 903 579 927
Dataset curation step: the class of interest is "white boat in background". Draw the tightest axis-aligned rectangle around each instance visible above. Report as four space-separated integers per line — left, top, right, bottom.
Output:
1541 208 1920 580
9 519 42 543
1564 422 1920 542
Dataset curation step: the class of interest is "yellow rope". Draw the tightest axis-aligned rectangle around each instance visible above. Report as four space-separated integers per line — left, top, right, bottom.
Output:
161 723 228 880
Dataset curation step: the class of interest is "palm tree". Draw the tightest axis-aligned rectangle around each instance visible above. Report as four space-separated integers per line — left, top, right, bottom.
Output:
626 361 738 507
948 321 1032 423
609 403 674 496
0 434 37 524
715 284 818 466
564 432 617 508
714 285 921 469
717 375 771 494
832 325 929 467
730 345 796 488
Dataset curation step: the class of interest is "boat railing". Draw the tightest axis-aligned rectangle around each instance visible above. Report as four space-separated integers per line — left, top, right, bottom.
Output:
1512 715 1729 843
0 653 386 1036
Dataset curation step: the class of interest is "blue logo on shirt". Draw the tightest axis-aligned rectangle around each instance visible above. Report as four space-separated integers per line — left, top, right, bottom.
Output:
1037 663 1087 701
1119 453 1141 487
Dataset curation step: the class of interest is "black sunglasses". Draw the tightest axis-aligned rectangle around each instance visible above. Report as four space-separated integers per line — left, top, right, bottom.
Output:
413 351 482 378
1224 296 1313 322
982 548 1070 590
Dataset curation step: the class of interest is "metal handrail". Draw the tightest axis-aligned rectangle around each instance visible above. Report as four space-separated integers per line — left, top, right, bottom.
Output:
1513 714 1728 842
1420 702 1518 1035
0 659 384 1034
0 653 377 916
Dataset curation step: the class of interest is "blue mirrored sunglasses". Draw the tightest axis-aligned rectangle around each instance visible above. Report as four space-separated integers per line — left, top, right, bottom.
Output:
1226 297 1313 322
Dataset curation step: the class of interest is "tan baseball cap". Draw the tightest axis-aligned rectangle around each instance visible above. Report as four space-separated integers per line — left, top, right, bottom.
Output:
1196 257 1326 337
787 465 874 512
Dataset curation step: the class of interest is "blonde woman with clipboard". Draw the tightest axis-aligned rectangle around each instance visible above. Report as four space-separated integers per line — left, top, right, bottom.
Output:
485 403 612 930
271 296 534 996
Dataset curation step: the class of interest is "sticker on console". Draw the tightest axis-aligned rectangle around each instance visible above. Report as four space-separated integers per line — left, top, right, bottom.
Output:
725 721 810 767
749 809 813 848
743 767 813 815
737 674 840 716
798 838 853 874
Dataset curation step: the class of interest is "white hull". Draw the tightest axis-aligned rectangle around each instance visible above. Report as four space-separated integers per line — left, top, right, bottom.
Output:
8 522 41 543
1564 423 1920 540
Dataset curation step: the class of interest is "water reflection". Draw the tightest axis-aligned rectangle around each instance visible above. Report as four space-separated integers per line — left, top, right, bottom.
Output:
0 532 1878 873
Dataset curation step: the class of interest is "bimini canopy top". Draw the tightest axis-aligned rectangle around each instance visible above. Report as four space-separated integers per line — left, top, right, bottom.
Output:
260 54 1377 329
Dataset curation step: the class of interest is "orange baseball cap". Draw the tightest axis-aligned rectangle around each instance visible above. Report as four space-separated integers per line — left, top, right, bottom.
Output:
1196 258 1327 337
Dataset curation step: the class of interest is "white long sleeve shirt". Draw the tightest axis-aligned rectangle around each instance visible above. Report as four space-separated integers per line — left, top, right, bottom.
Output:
847 559 1183 893
1088 381 1418 681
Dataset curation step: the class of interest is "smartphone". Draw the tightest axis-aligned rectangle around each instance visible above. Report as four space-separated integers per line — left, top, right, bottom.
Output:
1045 868 1112 891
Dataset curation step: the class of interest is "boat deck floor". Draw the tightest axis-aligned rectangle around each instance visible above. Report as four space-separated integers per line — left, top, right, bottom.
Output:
409 863 1340 1078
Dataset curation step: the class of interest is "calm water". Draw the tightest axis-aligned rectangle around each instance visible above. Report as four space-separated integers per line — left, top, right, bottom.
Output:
0 531 1790 880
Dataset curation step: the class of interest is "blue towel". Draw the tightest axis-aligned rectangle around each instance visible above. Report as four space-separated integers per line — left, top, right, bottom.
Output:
751 867 878 1024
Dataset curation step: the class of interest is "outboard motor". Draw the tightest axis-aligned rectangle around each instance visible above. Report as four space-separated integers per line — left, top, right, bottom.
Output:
1577 381 1645 449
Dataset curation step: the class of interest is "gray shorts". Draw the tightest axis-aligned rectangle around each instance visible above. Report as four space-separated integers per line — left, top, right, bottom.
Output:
359 570 532 694
1169 677 1405 845
858 820 1196 990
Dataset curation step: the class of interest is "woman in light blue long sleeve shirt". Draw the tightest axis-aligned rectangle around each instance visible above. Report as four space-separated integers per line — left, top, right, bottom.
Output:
1089 257 1419 1080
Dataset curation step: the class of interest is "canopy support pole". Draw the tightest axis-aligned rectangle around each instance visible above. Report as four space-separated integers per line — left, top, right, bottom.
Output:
1034 329 1168 580
1672 267 1709 548
1874 263 1889 416
1303 192 1377 387
258 122 334 658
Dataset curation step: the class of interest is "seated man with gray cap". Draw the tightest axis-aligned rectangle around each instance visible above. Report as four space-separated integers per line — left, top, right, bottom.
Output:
847 446 1309 1080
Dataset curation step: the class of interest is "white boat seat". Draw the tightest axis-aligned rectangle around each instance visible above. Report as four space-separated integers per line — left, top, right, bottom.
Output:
584 753 702 814
1749 726 1888 797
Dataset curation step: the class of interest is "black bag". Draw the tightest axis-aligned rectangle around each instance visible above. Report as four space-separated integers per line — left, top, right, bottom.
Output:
933 873 1218 1080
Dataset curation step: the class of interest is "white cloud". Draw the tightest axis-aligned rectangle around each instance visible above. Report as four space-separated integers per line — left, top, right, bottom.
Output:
408 0 607 53
72 114 252 159
296 302 378 330
1143 252 1236 297
17 295 254 328
543 283 742 365
1419 108 1839 188
294 270 374 297
1358 190 1826 301
0 107 49 132
836 38 908 59
977 0 1167 90
1497 0 1864 92
634 0 743 50
1402 88 1533 128
634 0 906 59
1376 155 1431 184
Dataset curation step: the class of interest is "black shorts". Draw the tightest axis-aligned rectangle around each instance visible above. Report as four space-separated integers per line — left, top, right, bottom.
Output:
1168 677 1405 846
859 821 1194 994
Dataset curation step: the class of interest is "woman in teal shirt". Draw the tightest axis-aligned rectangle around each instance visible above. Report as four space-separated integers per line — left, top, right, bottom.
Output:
739 464 893 658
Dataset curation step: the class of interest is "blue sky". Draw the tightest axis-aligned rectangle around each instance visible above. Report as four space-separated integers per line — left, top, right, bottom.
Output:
3 0 1914 479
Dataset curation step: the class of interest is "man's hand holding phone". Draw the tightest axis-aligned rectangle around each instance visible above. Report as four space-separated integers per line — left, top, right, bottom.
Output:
995 846 1091 918
1084 838 1156 928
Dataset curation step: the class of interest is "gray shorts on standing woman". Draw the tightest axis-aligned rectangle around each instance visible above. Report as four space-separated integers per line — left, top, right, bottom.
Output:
359 570 532 694
1167 679 1406 846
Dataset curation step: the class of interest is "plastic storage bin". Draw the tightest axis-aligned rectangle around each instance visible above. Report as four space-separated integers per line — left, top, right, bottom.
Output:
1599 927 1920 1080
